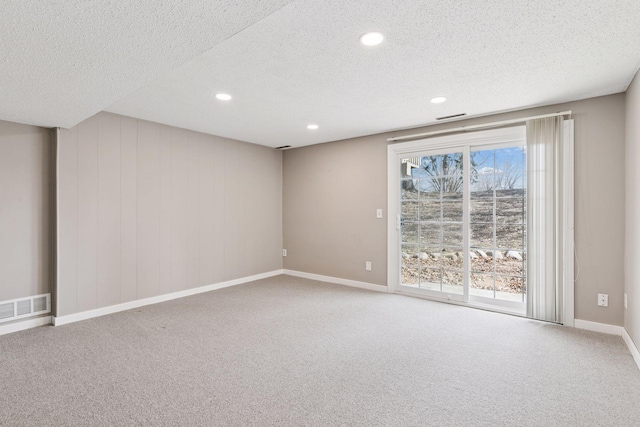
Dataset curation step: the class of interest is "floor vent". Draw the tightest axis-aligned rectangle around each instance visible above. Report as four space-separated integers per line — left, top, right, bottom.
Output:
0 294 51 324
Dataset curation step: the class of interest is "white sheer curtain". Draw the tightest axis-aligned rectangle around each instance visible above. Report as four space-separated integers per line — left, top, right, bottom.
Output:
526 117 564 322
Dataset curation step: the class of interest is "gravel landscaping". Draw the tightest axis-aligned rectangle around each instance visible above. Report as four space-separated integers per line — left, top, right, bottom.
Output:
400 186 526 295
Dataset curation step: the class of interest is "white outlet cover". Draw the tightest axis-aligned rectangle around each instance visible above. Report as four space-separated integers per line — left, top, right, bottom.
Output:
598 293 609 307
376 209 383 218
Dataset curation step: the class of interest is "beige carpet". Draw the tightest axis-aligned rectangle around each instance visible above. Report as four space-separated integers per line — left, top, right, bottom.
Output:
1 275 639 426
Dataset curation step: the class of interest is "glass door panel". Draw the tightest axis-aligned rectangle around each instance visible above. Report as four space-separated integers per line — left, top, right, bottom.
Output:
400 152 464 296
399 143 527 311
469 146 526 303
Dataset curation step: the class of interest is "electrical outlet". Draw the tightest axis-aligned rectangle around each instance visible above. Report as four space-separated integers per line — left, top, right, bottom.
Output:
625 293 628 309
365 261 372 271
282 249 287 257
598 293 608 307
376 209 383 219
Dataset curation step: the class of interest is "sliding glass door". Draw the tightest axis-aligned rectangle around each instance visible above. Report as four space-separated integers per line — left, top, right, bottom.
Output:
390 121 574 322
398 140 527 312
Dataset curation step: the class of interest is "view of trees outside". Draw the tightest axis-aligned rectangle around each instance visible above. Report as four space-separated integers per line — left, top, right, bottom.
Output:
400 146 527 302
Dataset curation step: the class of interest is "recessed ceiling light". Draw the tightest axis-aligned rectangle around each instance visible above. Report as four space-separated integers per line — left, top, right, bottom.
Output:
215 93 232 101
430 96 447 104
359 32 384 46
307 124 319 130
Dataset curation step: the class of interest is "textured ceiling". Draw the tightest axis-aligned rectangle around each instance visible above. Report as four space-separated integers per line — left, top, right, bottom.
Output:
0 0 295 128
2 1 640 147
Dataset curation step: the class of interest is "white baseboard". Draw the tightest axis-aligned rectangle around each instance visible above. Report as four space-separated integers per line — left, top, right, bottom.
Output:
283 269 388 293
622 328 640 371
53 269 284 327
569 320 640 370
0 316 52 336
574 319 624 335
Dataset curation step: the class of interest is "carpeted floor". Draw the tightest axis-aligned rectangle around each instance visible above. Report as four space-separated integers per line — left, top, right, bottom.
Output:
1 275 640 426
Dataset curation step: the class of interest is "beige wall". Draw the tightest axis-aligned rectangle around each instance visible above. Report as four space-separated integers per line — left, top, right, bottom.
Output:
0 120 53 301
283 136 388 285
625 70 640 342
56 112 282 316
284 93 626 326
1 93 627 326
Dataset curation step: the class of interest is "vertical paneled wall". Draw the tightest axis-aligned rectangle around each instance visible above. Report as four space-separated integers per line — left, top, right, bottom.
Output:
56 112 282 317
0 121 52 301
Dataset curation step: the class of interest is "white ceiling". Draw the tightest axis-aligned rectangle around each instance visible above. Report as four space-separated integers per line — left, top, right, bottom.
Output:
2 1 640 148
0 0 295 129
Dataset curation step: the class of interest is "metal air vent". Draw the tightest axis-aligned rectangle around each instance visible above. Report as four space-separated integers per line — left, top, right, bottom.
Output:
0 294 51 324
436 113 467 121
